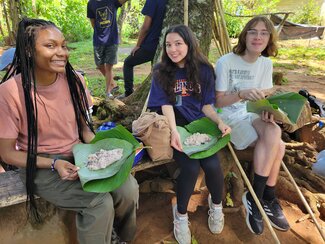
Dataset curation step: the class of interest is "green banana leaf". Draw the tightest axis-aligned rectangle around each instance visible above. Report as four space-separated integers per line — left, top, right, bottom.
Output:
73 138 133 192
177 126 219 156
177 117 230 159
247 92 306 124
92 125 140 147
73 125 140 193
81 153 135 193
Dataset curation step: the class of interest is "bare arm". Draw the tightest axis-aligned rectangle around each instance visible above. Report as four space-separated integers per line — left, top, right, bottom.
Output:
215 90 243 108
162 105 183 151
89 18 95 29
202 104 231 136
0 138 79 180
215 87 274 108
131 15 153 55
81 113 95 143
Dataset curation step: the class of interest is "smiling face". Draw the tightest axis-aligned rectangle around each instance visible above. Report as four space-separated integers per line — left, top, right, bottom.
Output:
165 32 188 68
34 27 68 84
245 21 270 57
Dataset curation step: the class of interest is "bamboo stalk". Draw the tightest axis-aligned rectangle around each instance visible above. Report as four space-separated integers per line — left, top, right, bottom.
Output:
228 143 281 244
216 0 231 53
281 161 325 242
184 0 188 26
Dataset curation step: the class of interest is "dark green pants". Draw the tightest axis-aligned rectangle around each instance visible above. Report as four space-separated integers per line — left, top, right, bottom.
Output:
20 168 139 243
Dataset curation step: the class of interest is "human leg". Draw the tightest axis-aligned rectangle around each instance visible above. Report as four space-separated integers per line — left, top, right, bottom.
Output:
252 118 283 178
21 168 115 244
173 149 200 244
174 149 201 214
94 45 118 94
200 154 223 204
250 120 289 232
123 48 155 96
200 154 224 234
110 174 139 241
262 140 289 231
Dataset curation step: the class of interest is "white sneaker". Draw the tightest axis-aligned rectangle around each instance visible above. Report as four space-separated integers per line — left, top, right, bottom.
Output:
172 204 191 244
208 194 224 234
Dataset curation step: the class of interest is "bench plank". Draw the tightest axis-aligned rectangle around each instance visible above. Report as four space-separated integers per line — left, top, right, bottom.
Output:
0 171 26 207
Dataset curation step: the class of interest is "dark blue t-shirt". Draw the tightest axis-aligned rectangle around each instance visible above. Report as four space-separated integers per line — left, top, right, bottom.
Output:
141 0 167 52
148 64 216 123
87 0 121 46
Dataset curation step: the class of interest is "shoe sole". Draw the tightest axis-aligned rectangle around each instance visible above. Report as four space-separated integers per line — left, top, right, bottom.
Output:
263 203 290 232
264 214 290 231
242 193 262 235
111 86 119 94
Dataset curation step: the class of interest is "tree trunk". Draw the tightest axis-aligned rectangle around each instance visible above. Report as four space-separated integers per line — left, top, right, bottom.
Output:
2 1 12 45
8 0 20 44
117 0 131 43
121 0 214 124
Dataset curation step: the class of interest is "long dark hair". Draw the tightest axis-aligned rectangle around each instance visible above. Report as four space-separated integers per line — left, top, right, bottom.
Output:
233 16 278 57
0 18 94 222
154 24 214 103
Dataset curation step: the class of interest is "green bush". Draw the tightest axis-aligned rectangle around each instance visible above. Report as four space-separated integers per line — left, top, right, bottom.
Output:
21 0 93 42
289 0 321 25
223 0 280 38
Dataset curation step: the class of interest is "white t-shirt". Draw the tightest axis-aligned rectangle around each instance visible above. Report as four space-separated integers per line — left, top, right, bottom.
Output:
215 52 273 124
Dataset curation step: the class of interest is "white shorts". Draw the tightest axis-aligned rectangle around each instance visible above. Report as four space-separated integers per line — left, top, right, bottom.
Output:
216 107 260 150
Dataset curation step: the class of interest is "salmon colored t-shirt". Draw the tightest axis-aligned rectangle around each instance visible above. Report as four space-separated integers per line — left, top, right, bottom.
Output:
0 73 93 155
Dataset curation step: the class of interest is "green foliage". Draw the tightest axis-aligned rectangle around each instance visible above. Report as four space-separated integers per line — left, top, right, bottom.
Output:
20 0 92 42
223 0 280 37
121 0 145 39
289 0 321 25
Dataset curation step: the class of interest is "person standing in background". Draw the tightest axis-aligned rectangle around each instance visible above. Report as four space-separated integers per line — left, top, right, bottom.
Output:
121 0 167 98
87 0 129 99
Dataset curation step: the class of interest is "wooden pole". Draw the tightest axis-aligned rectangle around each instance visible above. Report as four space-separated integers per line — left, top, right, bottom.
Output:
228 143 281 244
184 0 188 26
281 161 325 242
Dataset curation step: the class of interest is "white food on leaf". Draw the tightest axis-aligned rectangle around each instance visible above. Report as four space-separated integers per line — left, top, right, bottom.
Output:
184 133 212 146
86 148 124 170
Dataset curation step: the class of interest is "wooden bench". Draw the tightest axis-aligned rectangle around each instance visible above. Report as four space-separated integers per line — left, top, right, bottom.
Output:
0 158 174 208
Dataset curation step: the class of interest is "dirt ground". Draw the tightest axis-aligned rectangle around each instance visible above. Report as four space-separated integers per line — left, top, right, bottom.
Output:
134 193 324 244
130 39 325 244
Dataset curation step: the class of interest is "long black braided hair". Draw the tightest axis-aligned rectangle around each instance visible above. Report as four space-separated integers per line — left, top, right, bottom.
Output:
1 18 94 222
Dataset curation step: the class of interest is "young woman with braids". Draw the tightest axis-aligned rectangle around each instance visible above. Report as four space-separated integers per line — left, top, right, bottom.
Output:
0 18 138 244
148 25 231 244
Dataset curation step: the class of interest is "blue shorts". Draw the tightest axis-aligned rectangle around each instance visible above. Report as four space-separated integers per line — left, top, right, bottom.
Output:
94 44 118 66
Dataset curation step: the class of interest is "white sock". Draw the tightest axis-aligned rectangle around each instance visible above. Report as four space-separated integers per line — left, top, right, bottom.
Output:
176 210 188 220
211 202 222 210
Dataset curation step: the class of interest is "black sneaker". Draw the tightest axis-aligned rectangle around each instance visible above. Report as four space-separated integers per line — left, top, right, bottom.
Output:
242 191 264 235
263 198 290 231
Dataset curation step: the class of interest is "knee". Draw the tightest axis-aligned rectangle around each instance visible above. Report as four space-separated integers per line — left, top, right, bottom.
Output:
201 158 222 175
123 56 133 68
119 176 139 204
263 123 282 140
93 193 114 215
180 163 200 178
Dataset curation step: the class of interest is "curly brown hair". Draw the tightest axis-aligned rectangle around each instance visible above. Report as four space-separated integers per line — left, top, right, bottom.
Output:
233 16 278 57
